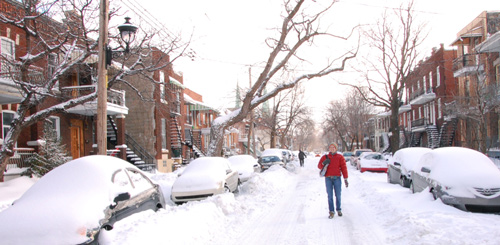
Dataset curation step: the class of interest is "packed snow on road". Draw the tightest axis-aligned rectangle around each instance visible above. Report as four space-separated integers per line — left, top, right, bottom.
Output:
1 156 499 244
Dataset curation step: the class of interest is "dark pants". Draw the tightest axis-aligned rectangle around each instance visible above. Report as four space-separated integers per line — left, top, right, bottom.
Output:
299 158 304 167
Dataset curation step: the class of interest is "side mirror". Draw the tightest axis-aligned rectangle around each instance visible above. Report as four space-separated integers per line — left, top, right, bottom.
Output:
421 167 431 173
110 192 131 209
394 162 401 166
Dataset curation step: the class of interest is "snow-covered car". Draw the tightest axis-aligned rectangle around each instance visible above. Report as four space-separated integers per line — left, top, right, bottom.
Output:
0 155 166 244
351 149 373 167
228 154 261 182
357 152 388 173
261 148 289 163
171 157 239 205
409 147 500 212
342 151 353 164
387 147 432 187
258 155 285 171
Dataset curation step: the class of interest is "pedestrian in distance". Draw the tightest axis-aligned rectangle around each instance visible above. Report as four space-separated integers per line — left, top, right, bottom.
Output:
298 149 307 167
318 142 349 219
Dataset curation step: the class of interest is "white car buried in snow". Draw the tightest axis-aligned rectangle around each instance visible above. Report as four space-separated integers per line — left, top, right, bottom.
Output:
170 157 240 205
357 152 388 173
228 154 261 182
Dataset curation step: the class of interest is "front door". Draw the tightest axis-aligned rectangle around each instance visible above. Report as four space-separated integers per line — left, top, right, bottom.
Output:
70 119 84 159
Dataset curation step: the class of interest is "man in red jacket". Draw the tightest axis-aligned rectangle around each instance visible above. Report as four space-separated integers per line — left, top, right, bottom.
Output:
318 142 349 219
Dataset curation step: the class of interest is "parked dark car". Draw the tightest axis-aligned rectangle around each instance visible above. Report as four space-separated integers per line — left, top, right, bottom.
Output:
258 155 285 171
387 147 432 187
409 147 500 212
0 155 166 244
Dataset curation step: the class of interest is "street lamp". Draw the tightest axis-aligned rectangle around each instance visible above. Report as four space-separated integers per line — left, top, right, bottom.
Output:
106 17 138 67
97 14 138 155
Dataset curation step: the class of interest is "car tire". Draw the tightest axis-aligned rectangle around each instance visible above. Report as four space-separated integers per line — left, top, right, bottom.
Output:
430 188 438 200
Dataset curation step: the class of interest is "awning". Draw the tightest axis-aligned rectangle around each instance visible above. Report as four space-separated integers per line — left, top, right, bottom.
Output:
475 31 500 53
189 103 215 111
450 33 483 46
170 77 185 88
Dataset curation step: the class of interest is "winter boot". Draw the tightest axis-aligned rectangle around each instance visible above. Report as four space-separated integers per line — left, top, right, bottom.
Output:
337 211 343 217
328 211 335 219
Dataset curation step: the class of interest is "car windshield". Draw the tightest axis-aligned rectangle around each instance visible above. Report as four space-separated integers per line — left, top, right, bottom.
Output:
343 152 353 156
356 151 370 157
364 154 382 160
261 156 280 163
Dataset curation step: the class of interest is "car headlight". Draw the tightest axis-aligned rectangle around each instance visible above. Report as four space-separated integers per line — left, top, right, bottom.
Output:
78 226 99 243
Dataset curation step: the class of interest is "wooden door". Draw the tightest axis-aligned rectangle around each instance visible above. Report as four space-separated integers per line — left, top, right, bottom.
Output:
70 119 84 159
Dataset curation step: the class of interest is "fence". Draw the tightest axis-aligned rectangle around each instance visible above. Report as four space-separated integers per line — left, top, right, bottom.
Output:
6 148 35 171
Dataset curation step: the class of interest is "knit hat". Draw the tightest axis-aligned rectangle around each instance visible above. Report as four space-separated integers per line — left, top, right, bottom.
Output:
329 142 338 149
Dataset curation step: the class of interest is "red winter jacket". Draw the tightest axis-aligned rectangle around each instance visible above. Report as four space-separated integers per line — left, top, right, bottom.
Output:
318 152 348 178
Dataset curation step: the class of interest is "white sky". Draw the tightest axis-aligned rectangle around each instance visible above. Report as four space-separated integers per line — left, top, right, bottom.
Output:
2 153 500 244
121 0 500 122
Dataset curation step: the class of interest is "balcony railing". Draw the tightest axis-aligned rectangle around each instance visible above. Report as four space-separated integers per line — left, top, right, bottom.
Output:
452 54 484 77
409 87 434 102
411 118 430 128
6 148 35 171
60 85 126 106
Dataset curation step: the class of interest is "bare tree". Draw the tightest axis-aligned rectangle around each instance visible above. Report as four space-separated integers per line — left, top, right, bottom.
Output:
0 0 188 180
323 88 373 151
340 0 426 153
207 0 357 156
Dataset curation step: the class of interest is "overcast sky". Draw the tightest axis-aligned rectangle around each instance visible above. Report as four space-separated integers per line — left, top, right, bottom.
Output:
119 0 500 122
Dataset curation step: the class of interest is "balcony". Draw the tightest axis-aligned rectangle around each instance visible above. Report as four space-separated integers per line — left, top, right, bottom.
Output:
409 87 436 105
453 54 484 78
62 85 128 116
0 62 45 104
411 118 430 132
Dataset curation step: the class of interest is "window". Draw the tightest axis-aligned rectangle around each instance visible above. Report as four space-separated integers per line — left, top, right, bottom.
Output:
2 111 15 140
161 118 166 149
423 76 427 92
436 66 440 87
47 116 61 140
1 38 15 74
429 71 433 88
438 98 442 119
159 71 166 103
48 53 57 76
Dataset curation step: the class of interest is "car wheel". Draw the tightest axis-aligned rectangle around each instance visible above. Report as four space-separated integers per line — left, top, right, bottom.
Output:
430 188 438 200
399 177 405 187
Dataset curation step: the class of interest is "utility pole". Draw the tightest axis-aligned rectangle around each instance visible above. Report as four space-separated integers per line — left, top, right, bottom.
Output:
247 66 255 156
97 0 109 155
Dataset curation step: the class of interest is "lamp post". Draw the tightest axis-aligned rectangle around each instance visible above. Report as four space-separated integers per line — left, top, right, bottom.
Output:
97 1 138 155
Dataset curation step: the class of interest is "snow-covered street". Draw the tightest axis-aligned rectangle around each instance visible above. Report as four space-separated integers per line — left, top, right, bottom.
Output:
1 156 499 244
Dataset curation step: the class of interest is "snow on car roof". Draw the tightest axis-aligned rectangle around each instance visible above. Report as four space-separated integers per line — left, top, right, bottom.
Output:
419 147 500 187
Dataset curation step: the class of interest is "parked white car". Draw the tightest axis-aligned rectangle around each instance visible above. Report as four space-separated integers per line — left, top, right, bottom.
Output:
357 152 388 173
387 147 432 187
410 147 500 212
171 157 239 205
228 154 261 182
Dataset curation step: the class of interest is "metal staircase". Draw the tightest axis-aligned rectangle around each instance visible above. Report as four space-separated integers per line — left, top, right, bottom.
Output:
106 116 155 172
426 125 440 149
409 132 422 147
438 118 458 147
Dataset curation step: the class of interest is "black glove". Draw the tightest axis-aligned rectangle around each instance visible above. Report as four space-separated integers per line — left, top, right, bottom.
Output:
344 179 349 188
